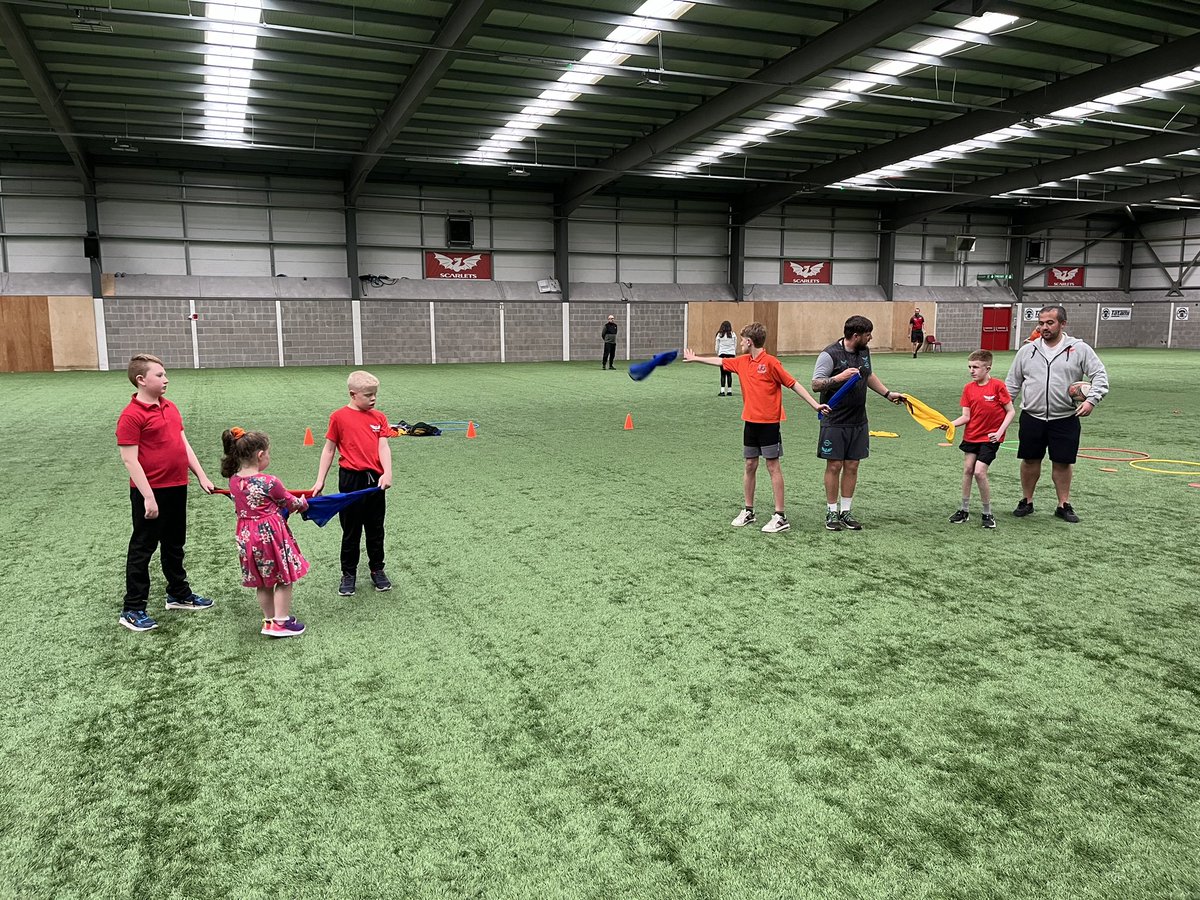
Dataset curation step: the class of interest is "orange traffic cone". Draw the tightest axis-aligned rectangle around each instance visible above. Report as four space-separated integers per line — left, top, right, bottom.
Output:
303 427 314 446
624 413 634 430
466 421 477 439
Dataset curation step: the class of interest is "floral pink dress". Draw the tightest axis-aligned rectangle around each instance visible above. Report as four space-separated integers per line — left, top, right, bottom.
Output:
229 474 310 588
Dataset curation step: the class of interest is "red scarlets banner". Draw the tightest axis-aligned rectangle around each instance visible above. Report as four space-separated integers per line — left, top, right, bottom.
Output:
782 260 832 284
1045 265 1085 288
424 251 493 280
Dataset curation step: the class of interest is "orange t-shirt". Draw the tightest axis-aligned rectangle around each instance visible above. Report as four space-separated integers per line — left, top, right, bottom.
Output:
722 352 797 423
325 405 390 472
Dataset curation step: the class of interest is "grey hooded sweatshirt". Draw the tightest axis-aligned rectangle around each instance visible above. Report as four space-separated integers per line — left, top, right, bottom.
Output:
1004 335 1109 421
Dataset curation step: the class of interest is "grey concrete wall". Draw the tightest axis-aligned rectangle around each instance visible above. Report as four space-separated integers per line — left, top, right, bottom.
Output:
361 301 432 364
196 299 279 368
434 301 501 364
281 300 354 366
104 297 193 370
631 303 687 358
504 302 563 362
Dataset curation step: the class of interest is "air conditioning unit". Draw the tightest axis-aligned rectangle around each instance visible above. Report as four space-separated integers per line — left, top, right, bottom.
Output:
536 278 561 294
946 235 976 253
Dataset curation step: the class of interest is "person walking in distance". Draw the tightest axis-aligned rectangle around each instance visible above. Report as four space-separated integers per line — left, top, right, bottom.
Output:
715 320 737 396
909 308 925 357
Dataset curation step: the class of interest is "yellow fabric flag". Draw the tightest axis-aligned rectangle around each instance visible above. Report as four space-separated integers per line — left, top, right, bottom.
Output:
869 431 899 438
901 394 955 443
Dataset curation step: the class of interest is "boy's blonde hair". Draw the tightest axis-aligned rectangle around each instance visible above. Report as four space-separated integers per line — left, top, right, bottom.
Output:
127 353 164 387
968 350 993 366
740 322 768 348
347 370 380 392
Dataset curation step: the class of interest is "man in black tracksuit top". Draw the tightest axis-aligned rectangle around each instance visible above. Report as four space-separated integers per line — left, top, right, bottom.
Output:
601 315 618 369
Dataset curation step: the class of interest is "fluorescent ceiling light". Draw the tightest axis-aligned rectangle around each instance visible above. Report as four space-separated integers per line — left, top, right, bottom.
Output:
466 1 694 164
201 0 262 143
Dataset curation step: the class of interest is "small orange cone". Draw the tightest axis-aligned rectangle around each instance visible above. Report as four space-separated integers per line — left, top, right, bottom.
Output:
624 413 634 430
466 421 477 439
303 427 314 446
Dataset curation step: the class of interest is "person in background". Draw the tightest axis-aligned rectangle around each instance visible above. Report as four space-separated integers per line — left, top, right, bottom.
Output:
909 308 925 357
601 315 618 370
715 320 737 396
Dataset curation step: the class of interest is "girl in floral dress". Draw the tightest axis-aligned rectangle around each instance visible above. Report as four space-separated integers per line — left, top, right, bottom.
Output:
220 427 310 637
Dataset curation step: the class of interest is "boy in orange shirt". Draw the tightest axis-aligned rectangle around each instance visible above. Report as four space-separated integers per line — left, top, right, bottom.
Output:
684 323 829 533
311 370 393 596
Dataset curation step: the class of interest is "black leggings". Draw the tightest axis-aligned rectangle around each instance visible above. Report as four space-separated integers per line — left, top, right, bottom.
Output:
719 353 734 388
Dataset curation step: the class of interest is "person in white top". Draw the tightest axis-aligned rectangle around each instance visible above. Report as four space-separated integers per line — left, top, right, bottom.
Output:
715 320 737 396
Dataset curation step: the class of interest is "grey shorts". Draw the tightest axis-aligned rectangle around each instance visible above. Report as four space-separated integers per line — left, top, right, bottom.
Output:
818 423 870 461
743 421 782 459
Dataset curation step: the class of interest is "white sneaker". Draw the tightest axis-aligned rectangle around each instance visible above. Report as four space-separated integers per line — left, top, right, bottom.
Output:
761 513 790 533
730 509 756 527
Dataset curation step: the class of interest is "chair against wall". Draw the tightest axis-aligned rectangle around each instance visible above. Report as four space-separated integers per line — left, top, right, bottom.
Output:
924 334 943 352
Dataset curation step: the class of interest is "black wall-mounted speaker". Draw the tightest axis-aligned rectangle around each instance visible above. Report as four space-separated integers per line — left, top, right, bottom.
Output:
83 235 101 259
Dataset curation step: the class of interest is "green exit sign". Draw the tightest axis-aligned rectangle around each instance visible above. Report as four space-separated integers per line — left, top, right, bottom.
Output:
977 273 1012 281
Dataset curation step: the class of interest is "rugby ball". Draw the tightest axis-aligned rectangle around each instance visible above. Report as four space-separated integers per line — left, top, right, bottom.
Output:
1067 381 1091 405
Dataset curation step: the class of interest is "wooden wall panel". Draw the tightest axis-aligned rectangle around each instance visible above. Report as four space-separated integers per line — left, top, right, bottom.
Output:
0 296 54 372
688 301 934 357
47 296 98 370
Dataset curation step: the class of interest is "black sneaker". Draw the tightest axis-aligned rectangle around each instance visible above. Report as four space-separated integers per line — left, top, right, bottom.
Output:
1013 499 1034 517
949 509 969 524
1054 503 1080 523
839 511 863 531
370 569 392 592
338 574 356 596
981 514 997 529
824 511 843 531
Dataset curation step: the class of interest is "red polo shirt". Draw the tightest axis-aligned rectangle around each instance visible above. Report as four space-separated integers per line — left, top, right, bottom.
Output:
116 394 189 488
326 405 390 472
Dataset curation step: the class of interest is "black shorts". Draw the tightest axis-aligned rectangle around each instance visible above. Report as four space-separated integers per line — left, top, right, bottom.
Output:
959 440 999 466
817 423 869 461
743 421 782 459
1017 412 1081 465
911 331 924 344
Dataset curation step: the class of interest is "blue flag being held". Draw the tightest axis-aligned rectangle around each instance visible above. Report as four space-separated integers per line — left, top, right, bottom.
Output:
818 372 861 420
629 350 679 382
301 487 382 527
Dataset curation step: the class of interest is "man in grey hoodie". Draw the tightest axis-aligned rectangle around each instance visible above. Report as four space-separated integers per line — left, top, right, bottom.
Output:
1004 304 1109 523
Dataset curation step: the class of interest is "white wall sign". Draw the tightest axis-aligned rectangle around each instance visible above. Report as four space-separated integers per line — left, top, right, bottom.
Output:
1176 306 1190 321
1022 307 1038 321
1100 307 1131 321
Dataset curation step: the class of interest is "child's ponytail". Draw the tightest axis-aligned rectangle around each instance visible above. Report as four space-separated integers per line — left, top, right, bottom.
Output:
220 427 270 478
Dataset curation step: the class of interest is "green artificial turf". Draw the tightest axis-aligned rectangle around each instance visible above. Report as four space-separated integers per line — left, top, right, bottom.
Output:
0 349 1197 899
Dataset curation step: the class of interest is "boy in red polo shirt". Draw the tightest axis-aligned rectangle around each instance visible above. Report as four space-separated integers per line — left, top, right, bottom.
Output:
116 353 216 632
684 323 830 533
944 350 1015 529
311 370 393 596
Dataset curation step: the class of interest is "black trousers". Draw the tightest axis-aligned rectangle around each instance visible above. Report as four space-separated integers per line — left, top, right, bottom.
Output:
338 468 387 575
602 343 616 367
719 353 734 387
124 484 191 613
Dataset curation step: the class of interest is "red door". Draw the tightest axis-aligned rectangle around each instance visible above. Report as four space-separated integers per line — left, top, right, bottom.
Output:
980 306 1012 351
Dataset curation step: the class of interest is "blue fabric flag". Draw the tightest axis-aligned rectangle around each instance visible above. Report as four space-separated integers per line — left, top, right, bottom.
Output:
818 371 861 420
300 487 382 527
628 350 679 381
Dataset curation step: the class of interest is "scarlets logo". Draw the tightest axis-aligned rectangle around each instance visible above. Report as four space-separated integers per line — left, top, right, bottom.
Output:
424 251 494 279
783 260 832 284
1046 266 1084 287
